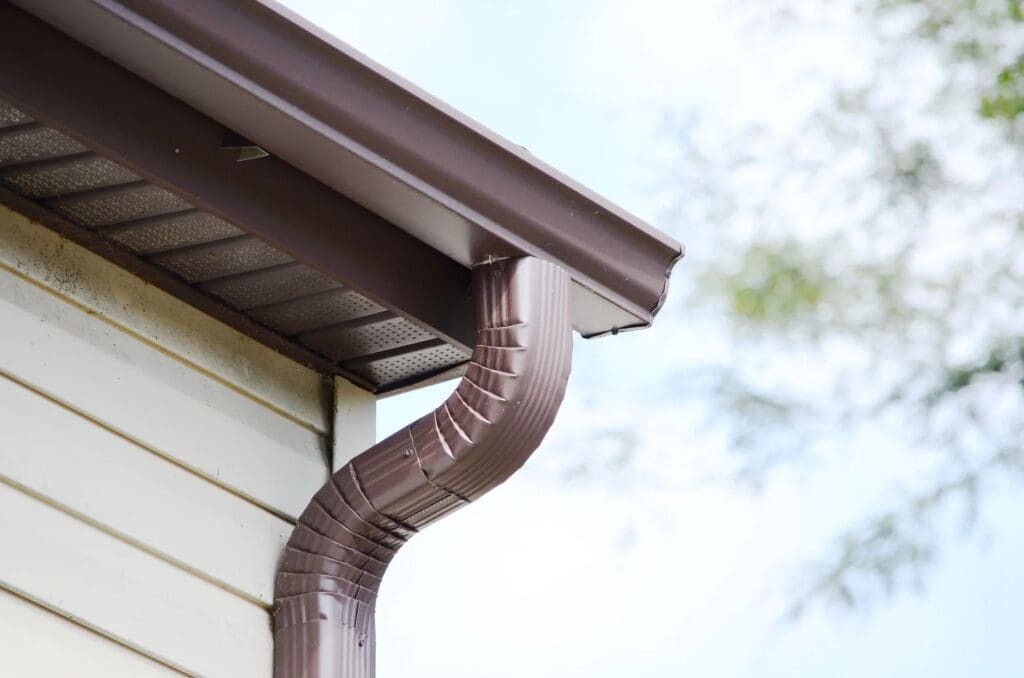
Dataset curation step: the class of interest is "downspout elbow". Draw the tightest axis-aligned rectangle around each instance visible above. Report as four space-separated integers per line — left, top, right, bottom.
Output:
274 257 573 677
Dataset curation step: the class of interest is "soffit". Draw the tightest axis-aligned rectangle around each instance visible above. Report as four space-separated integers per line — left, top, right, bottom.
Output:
0 99 470 393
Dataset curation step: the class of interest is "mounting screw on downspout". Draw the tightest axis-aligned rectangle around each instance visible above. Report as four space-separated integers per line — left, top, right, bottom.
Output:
273 256 574 678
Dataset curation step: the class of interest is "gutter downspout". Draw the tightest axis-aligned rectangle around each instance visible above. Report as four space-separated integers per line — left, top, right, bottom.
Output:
274 257 573 677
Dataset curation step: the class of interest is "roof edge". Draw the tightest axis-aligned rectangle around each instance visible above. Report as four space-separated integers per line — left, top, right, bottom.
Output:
14 0 683 336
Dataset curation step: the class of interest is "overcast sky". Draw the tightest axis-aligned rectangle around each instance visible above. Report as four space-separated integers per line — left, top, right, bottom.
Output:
277 2 1023 676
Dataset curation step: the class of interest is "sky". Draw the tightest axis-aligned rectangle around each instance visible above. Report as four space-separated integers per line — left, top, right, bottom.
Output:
277 2 1024 676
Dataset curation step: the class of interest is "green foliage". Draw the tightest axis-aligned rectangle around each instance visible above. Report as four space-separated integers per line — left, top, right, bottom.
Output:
708 242 830 327
1010 0 1024 21
937 341 1024 396
684 0 1024 616
980 55 1024 119
889 141 943 195
875 0 1024 121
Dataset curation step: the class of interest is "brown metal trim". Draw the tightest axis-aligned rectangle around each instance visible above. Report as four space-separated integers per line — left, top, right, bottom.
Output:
339 339 448 369
0 150 96 177
0 120 41 136
146 233 253 262
0 185 377 392
0 3 475 353
13 0 683 337
274 257 573 676
95 208 203 236
293 310 395 342
198 261 304 293
41 179 152 207
245 288 360 319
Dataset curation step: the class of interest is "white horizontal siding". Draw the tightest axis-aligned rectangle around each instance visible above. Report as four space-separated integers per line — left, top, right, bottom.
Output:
0 208 373 676
0 482 272 677
0 262 328 520
0 374 291 605
0 204 328 433
0 589 184 677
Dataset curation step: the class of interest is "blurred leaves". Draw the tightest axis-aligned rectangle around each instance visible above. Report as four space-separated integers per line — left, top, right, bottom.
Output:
981 55 1024 119
681 0 1024 616
790 445 1024 618
933 340 1024 399
709 373 813 488
704 241 830 328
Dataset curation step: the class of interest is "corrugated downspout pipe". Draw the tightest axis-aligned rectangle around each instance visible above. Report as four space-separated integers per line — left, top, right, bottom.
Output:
274 257 573 677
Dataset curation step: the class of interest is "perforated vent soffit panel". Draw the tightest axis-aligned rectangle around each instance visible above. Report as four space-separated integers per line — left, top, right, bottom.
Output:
0 99 471 394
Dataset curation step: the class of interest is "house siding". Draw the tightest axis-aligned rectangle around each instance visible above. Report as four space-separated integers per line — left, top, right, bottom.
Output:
0 205 376 676
0 588 184 676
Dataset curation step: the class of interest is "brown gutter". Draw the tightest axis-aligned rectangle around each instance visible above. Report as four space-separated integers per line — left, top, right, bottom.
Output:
275 257 572 676
13 0 684 338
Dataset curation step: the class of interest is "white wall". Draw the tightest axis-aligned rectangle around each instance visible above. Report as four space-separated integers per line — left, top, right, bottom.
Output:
0 205 375 677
